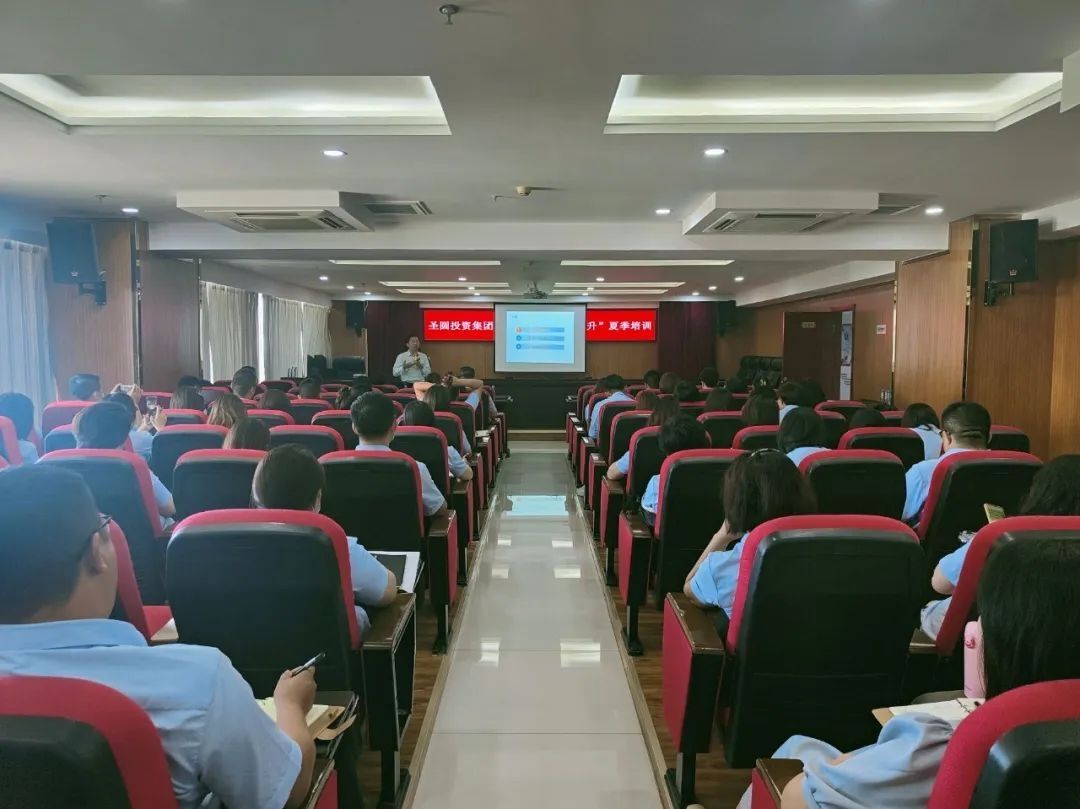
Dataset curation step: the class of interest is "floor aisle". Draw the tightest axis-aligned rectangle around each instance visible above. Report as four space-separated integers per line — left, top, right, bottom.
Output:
411 442 664 808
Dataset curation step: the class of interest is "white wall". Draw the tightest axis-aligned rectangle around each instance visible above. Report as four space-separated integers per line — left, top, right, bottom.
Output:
198 259 332 306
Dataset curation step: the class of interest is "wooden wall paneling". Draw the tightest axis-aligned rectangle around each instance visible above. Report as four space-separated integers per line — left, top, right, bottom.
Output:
425 342 496 379
46 220 137 394
328 301 365 359
715 307 759 377
893 219 972 414
585 341 658 379
136 226 200 392
1048 241 1080 456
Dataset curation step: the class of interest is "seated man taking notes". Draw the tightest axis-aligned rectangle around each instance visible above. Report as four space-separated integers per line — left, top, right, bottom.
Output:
0 465 318 809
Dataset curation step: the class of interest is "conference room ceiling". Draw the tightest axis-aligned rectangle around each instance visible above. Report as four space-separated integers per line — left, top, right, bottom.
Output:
2 0 1080 303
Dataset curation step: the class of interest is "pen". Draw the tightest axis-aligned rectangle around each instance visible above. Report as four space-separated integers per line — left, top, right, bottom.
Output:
289 651 325 677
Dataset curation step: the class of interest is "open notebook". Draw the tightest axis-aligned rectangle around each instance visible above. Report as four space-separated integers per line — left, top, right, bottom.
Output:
256 699 352 740
371 551 421 594
874 698 983 727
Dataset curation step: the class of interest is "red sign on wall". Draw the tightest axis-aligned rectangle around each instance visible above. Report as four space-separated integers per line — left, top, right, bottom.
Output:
585 309 657 342
423 308 495 341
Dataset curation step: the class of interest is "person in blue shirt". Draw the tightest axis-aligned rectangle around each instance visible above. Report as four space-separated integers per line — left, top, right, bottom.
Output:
75 401 175 522
778 406 830 467
583 378 609 425
902 401 943 461
606 395 671 483
902 401 991 525
0 391 39 464
847 407 886 429
641 415 710 528
921 454 1080 639
0 465 318 809
589 374 634 440
352 391 447 517
684 449 816 616
736 535 1080 809
103 388 165 463
402 400 473 482
252 444 397 634
68 372 102 402
776 380 807 423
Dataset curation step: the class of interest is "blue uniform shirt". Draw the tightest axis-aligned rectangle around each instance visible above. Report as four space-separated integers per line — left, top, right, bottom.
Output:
0 619 301 809
786 446 829 467
17 438 38 464
346 537 393 633
689 532 750 616
778 403 797 422
641 473 660 515
919 540 973 639
902 448 974 523
910 424 944 461
359 442 446 516
129 428 155 463
447 446 469 479
464 389 482 410
589 391 633 440
613 450 630 476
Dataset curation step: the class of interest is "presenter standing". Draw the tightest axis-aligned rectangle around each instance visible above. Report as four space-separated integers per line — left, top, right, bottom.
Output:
393 335 432 385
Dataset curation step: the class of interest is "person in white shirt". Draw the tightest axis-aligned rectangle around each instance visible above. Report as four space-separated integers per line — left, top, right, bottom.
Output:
392 336 431 385
902 402 943 461
778 407 830 467
589 375 634 440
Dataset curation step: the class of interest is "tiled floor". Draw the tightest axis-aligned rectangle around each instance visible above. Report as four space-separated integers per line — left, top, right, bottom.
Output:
411 442 664 809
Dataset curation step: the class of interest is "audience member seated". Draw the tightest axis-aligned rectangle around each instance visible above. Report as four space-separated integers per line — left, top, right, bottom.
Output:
903 401 990 524
589 375 633 440
703 387 736 413
68 372 102 402
177 374 203 390
352 392 446 517
742 392 780 426
726 376 749 395
779 407 830 466
223 417 271 451
207 393 249 429
675 380 700 403
335 380 372 411
635 390 660 411
252 444 397 632
641 416 710 528
903 401 943 461
920 454 1080 640
172 385 205 411
683 450 816 617
75 402 175 521
658 372 679 396
230 369 258 400
738 536 1080 809
260 389 293 418
583 378 609 423
297 377 322 400
699 367 720 390
800 378 827 407
776 380 807 422
644 369 661 390
457 365 499 421
0 465 319 809
423 384 472 456
402 400 473 482
848 407 887 429
0 392 38 463
103 388 165 463
606 398 679 483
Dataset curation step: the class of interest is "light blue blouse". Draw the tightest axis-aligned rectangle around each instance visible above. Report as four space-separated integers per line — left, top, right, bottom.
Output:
346 536 393 633
920 539 973 639
613 450 630 476
17 438 38 464
787 446 830 467
902 448 973 523
779 403 797 422
910 424 944 461
688 532 750 616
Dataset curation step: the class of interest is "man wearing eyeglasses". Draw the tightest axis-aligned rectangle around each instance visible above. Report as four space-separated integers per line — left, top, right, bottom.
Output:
0 466 319 809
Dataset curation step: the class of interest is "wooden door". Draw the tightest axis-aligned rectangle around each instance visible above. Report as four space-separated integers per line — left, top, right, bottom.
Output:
783 312 843 399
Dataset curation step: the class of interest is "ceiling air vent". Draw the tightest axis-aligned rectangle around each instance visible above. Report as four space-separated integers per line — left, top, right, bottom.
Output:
705 210 852 234
177 191 375 232
869 195 927 217
366 201 433 216
683 191 879 236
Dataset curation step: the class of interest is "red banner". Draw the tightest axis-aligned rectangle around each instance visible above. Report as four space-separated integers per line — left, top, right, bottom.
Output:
423 308 495 341
586 308 657 341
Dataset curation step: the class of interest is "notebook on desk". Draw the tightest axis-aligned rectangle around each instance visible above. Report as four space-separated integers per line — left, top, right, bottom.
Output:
371 551 421 594
873 698 983 727
256 699 352 740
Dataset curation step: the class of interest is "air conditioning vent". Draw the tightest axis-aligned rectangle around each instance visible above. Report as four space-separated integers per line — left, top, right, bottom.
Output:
366 201 433 216
177 191 375 232
705 210 852 234
869 195 927 216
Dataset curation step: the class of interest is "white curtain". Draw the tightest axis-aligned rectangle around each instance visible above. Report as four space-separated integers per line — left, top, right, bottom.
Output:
0 240 55 418
199 281 258 382
301 303 332 362
262 295 306 378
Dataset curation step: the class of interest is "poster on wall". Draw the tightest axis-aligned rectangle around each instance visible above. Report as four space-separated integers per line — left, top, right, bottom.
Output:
839 309 853 399
423 308 495 341
585 308 657 342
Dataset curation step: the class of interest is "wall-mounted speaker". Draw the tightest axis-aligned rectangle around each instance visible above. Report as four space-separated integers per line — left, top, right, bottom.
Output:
716 300 737 335
345 301 366 333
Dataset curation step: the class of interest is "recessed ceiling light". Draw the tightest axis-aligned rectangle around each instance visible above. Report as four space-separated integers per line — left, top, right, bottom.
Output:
655 207 671 216
322 148 347 158
708 285 717 291
582 292 589 297
596 276 605 282
925 205 944 216
318 275 329 281
121 207 139 214
467 286 476 291
364 291 372 296
473 292 481 297
586 286 594 291
346 285 355 290
692 291 700 296
457 276 467 281
704 147 727 157
734 275 745 283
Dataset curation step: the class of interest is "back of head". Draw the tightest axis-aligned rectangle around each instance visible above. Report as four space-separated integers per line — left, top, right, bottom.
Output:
177 375 203 390
726 376 748 395
644 369 661 389
0 392 34 439
403 400 437 428
800 379 827 407
699 367 720 388
424 372 442 384
603 374 625 393
741 393 779 426
658 415 710 457
68 373 101 402
658 372 679 395
592 379 609 396
723 450 817 535
230 369 257 398
260 389 292 415
901 402 940 429
776 380 807 407
207 393 247 428
102 391 137 425
703 387 735 413
223 417 270 451
648 397 680 428
675 380 700 403
423 383 452 413
848 407 886 430
941 401 991 448
172 386 204 410
778 407 826 452
635 390 660 411
1019 455 1080 517
459 365 477 380
75 401 131 449
298 377 322 399
253 444 323 510
979 538 1080 698
351 391 396 440
0 465 105 622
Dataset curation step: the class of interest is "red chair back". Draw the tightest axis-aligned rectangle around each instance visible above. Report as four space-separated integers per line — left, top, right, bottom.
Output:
818 410 848 449
149 424 228 489
0 415 23 465
608 411 651 464
815 400 866 423
839 426 925 469
448 402 477 449
698 411 744 449
162 408 207 426
172 448 264 519
106 520 171 642
260 379 293 392
268 425 345 458
311 410 359 450
989 425 1031 453
41 401 91 436
595 401 636 459
678 402 705 419
290 398 332 425
375 384 399 394
246 409 295 428
881 410 904 427
799 449 906 519
140 392 172 410
43 425 77 454
575 385 595 420
626 426 663 502
732 425 778 451
197 386 230 407
391 426 451 497
434 412 466 454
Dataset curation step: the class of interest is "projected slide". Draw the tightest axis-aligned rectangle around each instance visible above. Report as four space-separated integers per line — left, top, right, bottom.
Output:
495 304 586 373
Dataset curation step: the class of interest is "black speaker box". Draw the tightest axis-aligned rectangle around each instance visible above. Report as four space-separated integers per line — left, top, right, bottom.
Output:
716 300 737 335
345 301 366 331
989 219 1038 283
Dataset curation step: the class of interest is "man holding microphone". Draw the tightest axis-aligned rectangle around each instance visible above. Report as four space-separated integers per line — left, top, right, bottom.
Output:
392 335 432 386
